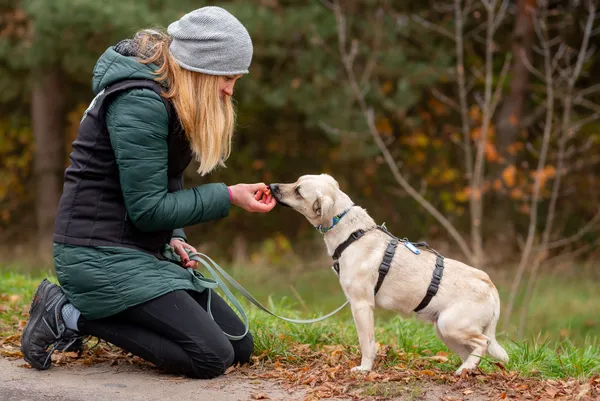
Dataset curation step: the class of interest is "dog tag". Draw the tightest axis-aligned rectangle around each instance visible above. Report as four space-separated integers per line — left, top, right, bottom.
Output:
405 242 421 255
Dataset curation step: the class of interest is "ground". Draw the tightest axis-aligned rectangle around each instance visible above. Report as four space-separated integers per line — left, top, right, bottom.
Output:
1 343 598 401
1 271 599 400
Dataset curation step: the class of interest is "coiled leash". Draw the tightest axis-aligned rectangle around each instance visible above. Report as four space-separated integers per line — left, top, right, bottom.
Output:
162 245 349 341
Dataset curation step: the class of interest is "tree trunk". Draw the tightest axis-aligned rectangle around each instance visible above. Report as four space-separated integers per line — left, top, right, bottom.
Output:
492 0 537 260
31 66 66 259
496 0 536 160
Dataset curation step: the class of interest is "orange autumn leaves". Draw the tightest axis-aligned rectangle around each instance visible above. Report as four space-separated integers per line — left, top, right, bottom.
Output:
375 102 558 214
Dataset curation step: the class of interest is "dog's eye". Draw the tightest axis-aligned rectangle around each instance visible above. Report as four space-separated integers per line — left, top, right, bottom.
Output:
294 187 302 198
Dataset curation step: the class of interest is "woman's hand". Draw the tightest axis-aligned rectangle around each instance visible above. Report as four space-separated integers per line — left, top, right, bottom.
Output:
169 238 198 269
228 183 276 213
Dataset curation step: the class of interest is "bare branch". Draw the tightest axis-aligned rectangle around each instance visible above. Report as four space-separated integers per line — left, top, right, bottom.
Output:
551 43 567 74
361 8 384 87
544 208 600 251
319 0 334 10
570 113 600 133
544 238 599 266
569 0 596 88
464 21 488 40
519 47 547 82
490 53 512 114
431 87 461 112
523 103 547 128
433 1 455 13
469 0 501 267
493 0 510 31
318 121 367 139
480 0 494 12
470 66 485 82
575 97 600 114
332 0 473 262
455 0 473 181
564 154 600 174
462 0 477 18
515 0 597 335
474 92 485 110
504 2 554 331
410 14 456 41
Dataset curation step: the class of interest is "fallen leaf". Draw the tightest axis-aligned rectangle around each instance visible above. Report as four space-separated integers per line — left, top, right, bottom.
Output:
545 386 558 398
576 383 591 400
251 393 270 400
463 389 474 395
494 362 507 371
420 370 436 377
8 294 22 303
429 355 449 363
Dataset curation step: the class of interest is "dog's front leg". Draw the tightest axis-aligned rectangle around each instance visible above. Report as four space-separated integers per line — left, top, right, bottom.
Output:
349 300 376 372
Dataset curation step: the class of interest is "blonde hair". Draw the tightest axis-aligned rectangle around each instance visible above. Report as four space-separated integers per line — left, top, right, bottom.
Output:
134 29 235 176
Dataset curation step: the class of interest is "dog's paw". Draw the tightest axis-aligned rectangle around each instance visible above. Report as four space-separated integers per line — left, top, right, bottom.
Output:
455 365 475 376
351 365 372 373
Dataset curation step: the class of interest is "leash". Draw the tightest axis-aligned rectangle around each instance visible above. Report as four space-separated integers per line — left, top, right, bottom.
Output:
162 245 349 341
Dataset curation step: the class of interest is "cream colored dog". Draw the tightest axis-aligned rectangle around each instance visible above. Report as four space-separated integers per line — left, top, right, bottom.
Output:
269 174 509 375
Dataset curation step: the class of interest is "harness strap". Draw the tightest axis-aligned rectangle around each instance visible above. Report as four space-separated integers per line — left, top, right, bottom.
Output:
374 237 398 294
413 254 445 312
332 229 367 274
333 229 367 259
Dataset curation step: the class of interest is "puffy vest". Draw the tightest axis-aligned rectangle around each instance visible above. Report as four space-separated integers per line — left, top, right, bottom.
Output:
53 79 193 255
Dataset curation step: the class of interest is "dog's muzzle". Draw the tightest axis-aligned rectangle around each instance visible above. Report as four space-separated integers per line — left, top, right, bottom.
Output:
269 184 290 207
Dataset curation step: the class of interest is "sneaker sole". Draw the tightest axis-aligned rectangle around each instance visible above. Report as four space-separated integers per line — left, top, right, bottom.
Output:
21 280 53 370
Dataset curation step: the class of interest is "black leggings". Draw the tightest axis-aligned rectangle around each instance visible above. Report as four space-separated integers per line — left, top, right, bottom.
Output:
77 289 253 379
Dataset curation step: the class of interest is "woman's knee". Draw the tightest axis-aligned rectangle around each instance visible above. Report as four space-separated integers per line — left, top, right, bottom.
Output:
233 332 254 365
187 339 235 379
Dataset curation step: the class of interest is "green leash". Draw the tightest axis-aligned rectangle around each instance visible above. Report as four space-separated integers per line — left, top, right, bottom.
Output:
161 245 349 341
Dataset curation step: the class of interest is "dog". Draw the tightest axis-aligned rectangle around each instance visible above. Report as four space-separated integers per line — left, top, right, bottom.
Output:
269 174 509 375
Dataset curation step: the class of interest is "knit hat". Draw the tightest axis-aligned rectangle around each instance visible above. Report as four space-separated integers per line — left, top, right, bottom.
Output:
167 6 253 76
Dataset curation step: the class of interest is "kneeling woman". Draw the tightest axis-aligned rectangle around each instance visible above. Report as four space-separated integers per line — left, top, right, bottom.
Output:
20 6 275 379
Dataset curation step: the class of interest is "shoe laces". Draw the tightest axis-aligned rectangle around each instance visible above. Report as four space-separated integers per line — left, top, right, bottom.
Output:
43 333 85 367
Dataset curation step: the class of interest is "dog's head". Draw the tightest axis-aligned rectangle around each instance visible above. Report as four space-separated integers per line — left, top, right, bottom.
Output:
270 174 349 229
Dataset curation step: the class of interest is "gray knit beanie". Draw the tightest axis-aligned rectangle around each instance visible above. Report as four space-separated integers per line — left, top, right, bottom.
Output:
167 6 253 75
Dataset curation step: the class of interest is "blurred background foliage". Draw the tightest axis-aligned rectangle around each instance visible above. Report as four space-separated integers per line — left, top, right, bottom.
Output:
0 0 599 271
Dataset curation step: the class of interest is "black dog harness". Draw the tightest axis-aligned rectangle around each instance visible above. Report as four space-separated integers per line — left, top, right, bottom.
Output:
332 225 445 313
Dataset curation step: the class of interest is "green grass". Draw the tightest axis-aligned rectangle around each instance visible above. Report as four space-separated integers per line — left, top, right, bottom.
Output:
1 265 598 380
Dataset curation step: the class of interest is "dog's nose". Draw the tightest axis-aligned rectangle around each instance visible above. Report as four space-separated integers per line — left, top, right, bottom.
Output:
269 184 279 193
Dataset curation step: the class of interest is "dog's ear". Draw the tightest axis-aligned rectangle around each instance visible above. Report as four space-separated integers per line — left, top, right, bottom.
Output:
322 174 340 189
313 193 334 218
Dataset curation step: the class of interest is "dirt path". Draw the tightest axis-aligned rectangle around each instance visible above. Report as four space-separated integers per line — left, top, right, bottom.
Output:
0 356 494 401
1 355 598 401
0 357 313 401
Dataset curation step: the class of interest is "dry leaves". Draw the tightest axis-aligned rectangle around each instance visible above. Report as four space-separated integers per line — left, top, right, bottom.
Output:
1 325 599 401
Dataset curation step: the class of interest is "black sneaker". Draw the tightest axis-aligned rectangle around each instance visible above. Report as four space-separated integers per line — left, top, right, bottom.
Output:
20 279 81 369
58 337 86 354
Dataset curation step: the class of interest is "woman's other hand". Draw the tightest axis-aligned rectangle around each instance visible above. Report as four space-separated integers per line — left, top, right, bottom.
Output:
228 183 276 212
169 238 198 268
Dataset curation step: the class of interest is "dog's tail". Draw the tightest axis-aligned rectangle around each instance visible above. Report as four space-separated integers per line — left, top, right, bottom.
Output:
484 291 509 363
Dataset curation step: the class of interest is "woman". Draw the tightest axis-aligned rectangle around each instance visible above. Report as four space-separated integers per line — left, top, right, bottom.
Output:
20 6 276 379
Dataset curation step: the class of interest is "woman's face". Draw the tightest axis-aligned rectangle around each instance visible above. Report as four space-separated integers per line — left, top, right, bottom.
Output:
218 74 242 99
